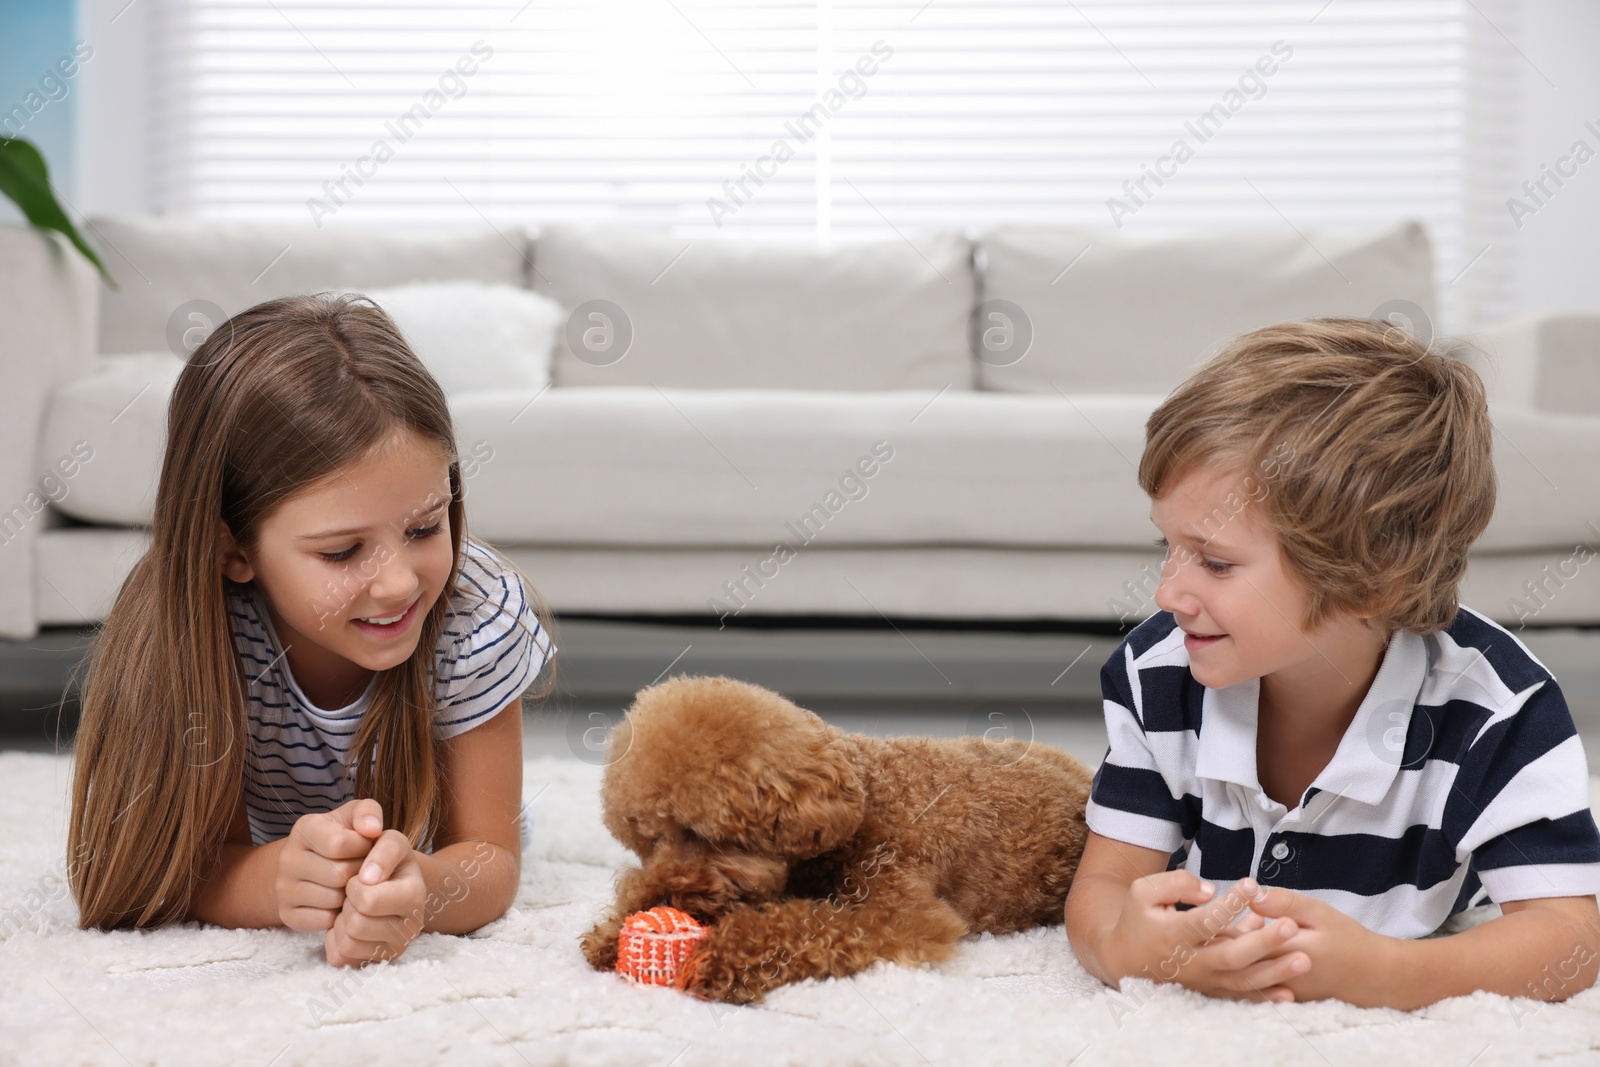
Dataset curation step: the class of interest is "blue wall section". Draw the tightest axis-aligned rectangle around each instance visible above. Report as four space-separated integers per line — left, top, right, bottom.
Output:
1 0 83 205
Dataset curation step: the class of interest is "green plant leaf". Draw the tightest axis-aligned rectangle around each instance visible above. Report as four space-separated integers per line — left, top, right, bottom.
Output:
0 137 115 288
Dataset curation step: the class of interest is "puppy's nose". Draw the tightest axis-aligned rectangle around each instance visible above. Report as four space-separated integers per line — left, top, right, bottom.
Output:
654 896 671 909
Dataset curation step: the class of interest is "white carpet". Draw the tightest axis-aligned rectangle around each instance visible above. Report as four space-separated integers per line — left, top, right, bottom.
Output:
3 752 1599 1067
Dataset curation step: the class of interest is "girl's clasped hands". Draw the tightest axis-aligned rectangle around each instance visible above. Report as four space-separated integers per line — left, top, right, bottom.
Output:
276 798 429 966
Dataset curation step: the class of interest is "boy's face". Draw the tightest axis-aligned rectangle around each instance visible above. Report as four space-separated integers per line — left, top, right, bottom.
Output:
1149 463 1374 692
218 428 456 707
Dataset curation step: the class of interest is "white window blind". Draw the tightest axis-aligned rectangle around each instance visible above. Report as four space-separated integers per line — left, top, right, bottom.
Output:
150 0 1519 326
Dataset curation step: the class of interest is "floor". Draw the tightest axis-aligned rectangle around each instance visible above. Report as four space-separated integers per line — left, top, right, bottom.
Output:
6 617 1598 773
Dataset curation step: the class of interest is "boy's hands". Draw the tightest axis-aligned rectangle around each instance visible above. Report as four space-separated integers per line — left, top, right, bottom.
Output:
1101 871 1309 1003
1240 884 1391 1007
277 798 387 932
324 823 428 968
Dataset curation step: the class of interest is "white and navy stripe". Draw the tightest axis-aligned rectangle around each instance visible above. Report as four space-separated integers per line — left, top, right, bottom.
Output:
229 539 553 846
1085 606 1600 938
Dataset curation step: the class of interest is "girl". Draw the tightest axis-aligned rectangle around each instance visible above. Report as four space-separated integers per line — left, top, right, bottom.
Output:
67 293 557 967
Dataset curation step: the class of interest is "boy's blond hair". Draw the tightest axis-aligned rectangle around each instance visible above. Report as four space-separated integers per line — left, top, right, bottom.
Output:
1139 317 1496 638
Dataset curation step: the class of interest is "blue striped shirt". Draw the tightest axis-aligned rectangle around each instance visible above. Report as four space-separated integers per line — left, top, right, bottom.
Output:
1085 606 1600 938
228 539 553 846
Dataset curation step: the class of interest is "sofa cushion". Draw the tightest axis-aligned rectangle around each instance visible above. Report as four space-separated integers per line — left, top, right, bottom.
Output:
41 373 1151 542
347 281 565 397
42 372 1597 556
89 216 530 355
1466 313 1600 416
535 226 976 391
975 220 1436 393
447 388 1596 554
37 353 179 528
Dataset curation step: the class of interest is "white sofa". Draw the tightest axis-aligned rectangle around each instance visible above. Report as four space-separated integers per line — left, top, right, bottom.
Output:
3 217 1598 641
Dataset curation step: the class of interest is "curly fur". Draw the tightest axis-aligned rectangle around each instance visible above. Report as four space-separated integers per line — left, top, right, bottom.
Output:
580 675 1095 1003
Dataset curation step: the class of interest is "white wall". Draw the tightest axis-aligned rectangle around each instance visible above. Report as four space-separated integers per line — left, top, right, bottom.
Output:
70 0 1600 322
1505 0 1600 319
76 0 151 219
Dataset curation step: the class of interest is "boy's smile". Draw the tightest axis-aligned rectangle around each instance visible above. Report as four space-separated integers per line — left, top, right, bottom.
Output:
218 428 456 710
1150 463 1388 727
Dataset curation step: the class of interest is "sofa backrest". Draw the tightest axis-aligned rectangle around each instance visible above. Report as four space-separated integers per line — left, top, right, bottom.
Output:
81 215 1434 397
535 225 976 391
974 220 1436 394
88 216 529 355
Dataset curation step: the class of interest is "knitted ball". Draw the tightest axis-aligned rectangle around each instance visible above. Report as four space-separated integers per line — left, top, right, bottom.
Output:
615 906 708 989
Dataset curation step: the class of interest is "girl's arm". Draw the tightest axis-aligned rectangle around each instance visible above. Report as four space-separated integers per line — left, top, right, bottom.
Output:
411 696 526 935
189 788 394 933
188 791 287 929
324 700 525 960
197 697 525 945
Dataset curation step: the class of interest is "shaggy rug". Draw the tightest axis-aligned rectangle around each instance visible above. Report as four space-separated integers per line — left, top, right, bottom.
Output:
3 751 1599 1067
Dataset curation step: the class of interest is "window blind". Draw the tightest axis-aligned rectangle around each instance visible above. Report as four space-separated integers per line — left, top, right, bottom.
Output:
149 0 1519 326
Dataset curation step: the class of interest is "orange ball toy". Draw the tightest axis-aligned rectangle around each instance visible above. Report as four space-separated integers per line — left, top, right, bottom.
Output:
615 906 709 989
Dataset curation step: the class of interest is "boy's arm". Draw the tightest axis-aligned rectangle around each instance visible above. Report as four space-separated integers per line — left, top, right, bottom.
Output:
1377 896 1600 1009
1374 679 1600 1006
1069 834 1309 1002
1072 639 1200 984
1243 885 1600 1008
1066 830 1174 985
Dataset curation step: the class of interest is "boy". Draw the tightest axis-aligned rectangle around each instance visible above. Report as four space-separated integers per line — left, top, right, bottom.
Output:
1064 318 1600 1008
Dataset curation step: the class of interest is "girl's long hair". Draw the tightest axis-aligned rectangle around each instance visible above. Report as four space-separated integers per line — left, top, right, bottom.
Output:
67 292 556 930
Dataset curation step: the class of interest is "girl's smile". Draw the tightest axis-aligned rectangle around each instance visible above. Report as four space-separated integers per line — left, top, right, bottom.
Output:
351 594 423 638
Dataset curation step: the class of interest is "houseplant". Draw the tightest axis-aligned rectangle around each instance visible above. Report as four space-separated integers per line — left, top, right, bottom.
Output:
0 136 112 285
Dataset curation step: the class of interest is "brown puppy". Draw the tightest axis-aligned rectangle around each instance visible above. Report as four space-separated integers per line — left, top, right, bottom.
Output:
580 675 1095 1003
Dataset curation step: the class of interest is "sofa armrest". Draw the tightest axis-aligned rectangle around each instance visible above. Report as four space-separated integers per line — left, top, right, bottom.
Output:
1463 312 1600 416
0 224 100 639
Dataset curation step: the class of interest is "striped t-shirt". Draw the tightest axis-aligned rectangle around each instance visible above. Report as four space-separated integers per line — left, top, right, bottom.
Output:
229 539 554 848
1086 606 1600 938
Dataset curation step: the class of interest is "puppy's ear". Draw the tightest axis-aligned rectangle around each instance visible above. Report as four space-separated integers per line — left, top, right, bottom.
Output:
597 717 655 855
758 735 865 858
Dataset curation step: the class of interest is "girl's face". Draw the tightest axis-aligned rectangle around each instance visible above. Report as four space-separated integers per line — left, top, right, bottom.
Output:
220 428 456 709
1149 463 1379 696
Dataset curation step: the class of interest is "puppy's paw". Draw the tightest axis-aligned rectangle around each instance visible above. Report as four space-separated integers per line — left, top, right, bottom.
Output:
677 930 770 1005
580 918 623 972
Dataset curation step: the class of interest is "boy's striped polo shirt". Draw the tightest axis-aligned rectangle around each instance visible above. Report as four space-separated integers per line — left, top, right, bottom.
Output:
1085 607 1600 938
